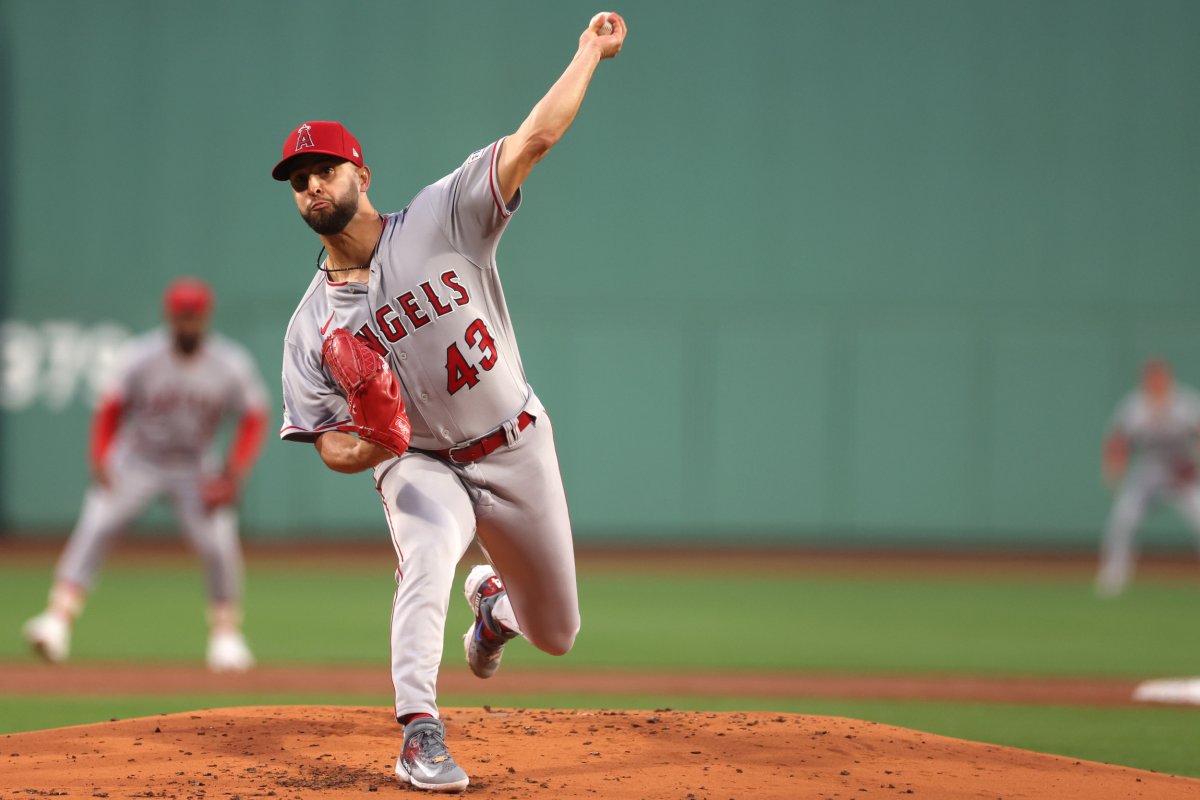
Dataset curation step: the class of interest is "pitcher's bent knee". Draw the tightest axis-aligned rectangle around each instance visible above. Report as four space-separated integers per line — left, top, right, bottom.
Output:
526 614 580 657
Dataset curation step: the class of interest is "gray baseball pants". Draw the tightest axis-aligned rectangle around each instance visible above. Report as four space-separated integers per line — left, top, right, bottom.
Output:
375 409 579 719
1098 462 1200 590
55 448 244 603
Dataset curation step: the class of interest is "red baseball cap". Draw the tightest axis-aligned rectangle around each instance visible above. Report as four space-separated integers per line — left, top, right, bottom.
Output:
272 120 365 181
164 277 214 316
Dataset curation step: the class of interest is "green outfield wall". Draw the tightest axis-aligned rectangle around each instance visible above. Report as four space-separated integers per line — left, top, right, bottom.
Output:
2 0 1199 546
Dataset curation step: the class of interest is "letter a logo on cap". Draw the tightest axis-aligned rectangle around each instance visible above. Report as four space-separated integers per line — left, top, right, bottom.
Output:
294 123 316 152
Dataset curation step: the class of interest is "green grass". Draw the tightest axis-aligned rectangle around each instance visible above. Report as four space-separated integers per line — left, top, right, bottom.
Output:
792 697 1200 780
4 560 1200 677
568 572 1200 677
3 553 1200 778
0 693 386 734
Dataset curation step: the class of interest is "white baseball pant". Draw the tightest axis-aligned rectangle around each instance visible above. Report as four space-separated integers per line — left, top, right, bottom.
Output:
1098 462 1200 591
55 448 244 603
376 409 579 719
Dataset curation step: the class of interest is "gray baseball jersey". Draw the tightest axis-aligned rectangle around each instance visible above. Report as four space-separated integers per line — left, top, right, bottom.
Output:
280 140 537 452
108 329 269 466
1109 386 1200 467
279 138 580 720
56 329 268 603
1097 384 1200 595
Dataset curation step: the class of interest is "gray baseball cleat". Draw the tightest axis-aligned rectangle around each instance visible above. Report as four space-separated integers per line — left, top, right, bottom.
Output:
394 717 469 792
463 564 518 679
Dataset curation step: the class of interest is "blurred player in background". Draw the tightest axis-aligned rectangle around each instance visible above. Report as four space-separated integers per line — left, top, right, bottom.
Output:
21 278 269 670
1097 358 1200 596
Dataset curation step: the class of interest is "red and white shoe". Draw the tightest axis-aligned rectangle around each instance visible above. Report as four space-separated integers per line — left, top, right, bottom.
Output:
462 565 517 679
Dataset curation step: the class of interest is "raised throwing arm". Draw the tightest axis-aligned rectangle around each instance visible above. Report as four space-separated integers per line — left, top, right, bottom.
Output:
495 11 628 203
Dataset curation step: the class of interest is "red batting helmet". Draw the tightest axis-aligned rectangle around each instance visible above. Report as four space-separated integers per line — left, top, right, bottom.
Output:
272 120 365 181
164 277 213 316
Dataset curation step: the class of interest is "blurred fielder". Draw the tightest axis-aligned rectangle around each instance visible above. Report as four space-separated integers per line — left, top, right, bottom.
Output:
271 12 626 793
22 278 269 670
1097 358 1200 596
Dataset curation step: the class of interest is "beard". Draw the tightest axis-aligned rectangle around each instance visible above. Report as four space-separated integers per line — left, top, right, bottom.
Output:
174 332 202 355
301 188 359 235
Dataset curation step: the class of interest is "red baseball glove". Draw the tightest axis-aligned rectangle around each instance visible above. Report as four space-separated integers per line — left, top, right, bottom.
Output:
321 328 411 458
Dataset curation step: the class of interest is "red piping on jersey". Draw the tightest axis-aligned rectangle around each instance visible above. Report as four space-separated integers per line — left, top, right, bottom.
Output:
388 584 401 712
377 484 405 711
90 395 124 471
227 409 267 478
487 140 513 218
279 418 355 436
377 486 405 571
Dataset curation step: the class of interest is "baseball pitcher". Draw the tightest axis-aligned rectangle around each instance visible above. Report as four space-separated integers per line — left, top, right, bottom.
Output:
22 278 269 670
272 12 627 793
1097 358 1200 595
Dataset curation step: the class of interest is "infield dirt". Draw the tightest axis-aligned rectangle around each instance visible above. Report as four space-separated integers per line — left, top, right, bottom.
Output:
0 661 1160 708
4 705 1199 800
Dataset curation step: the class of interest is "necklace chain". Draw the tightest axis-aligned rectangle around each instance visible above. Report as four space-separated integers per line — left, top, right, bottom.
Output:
314 216 385 274
316 246 367 273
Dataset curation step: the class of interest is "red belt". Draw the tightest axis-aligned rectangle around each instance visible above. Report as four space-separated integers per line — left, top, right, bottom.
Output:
432 412 534 464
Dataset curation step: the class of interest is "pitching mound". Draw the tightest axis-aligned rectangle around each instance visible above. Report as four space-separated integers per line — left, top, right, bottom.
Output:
2 706 1196 799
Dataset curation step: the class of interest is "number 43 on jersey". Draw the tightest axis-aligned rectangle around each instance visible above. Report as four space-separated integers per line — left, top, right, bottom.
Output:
446 318 497 394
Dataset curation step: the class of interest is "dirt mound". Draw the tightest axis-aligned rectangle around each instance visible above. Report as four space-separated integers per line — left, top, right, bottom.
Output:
2 706 1196 799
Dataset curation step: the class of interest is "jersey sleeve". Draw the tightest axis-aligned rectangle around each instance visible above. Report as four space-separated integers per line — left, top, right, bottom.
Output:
279 340 354 443
99 335 146 403
1179 388 1200 430
1109 393 1138 435
223 345 270 477
224 343 271 416
427 138 522 266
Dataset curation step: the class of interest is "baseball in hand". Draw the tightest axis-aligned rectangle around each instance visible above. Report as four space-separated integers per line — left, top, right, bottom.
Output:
592 11 614 35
